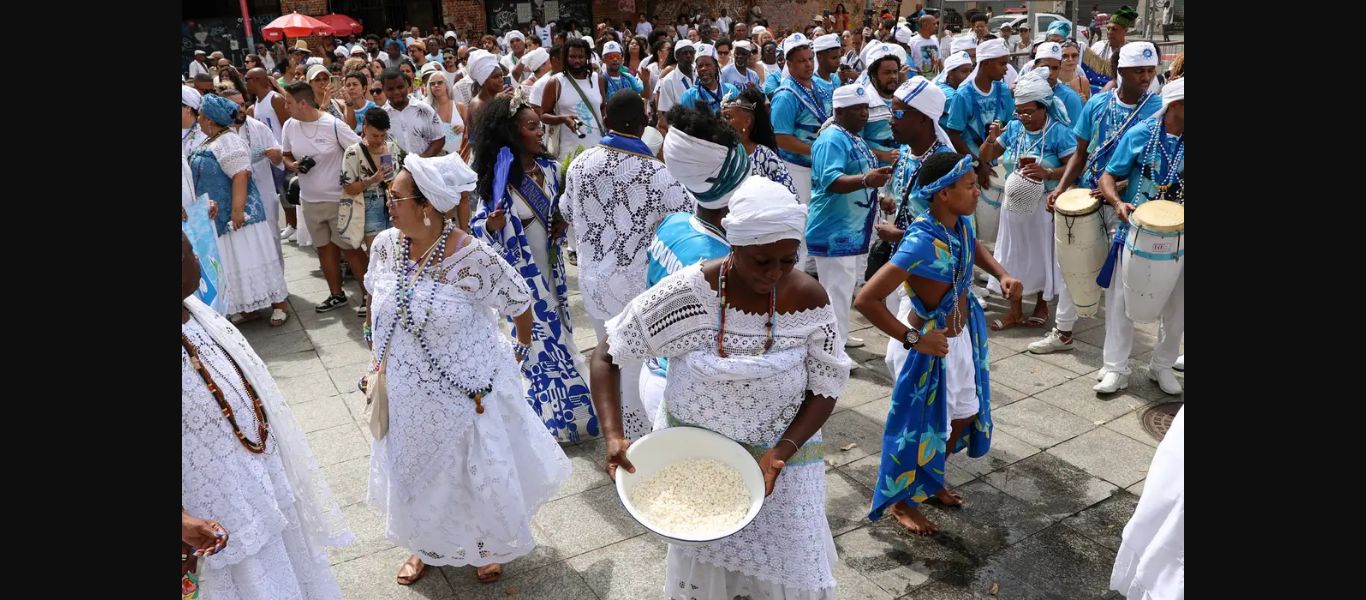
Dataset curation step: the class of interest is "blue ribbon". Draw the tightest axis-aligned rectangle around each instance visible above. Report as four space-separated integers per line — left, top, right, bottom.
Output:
911 155 975 205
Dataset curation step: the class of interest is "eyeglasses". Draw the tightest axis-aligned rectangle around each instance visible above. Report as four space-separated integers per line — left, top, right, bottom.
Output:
718 50 730 55
1014 109 1040 119
370 88 383 95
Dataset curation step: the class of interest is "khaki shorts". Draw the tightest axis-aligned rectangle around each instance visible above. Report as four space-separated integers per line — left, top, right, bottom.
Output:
300 201 357 250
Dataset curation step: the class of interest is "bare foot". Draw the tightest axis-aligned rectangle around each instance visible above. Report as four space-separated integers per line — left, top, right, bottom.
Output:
396 555 426 586
934 487 964 507
476 563 503 583
889 500 938 535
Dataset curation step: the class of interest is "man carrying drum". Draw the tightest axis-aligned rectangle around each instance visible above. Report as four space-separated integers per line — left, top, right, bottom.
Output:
1025 42 1162 359
1094 78 1183 395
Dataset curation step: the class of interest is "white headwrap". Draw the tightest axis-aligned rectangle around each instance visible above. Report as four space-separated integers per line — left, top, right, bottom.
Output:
813 33 842 53
641 126 664 157
751 25 768 37
1118 42 1159 68
951 35 978 54
894 25 914 45
1013 67 1054 105
663 127 751 209
895 76 955 149
520 47 551 72
674 39 695 53
468 49 500 85
936 51 974 84
181 85 202 111
305 56 324 66
1154 77 1184 119
976 38 1008 61
833 84 870 109
722 177 808 247
603 41 623 56
505 30 525 43
404 153 478 214
733 40 753 52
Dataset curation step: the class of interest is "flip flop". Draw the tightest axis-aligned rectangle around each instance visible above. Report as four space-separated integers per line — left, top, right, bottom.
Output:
270 308 289 327
990 317 1024 331
1024 316 1047 328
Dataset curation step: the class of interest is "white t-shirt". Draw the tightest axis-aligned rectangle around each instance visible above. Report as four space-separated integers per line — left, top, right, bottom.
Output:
636 21 654 37
188 59 210 79
908 35 941 72
280 113 362 203
529 72 553 107
382 99 444 156
655 67 694 114
535 24 553 47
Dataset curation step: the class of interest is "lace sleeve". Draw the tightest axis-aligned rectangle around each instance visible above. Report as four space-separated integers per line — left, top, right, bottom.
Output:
449 238 532 317
212 133 253 177
804 306 853 401
604 268 712 364
364 229 398 295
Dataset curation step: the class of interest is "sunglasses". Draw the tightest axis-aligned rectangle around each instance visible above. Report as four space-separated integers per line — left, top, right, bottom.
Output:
370 88 383 95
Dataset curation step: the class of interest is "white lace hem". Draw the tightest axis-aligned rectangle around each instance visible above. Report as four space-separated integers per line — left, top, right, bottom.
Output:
219 221 289 314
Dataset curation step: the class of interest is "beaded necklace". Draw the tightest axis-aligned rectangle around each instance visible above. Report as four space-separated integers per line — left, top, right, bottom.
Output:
715 257 776 358
181 332 270 453
1139 118 1184 203
392 222 494 414
927 216 970 333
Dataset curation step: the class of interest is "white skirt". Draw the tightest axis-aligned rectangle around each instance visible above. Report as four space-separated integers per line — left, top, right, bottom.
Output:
1111 408 1184 600
199 502 343 600
988 193 1060 300
219 221 289 314
368 371 571 567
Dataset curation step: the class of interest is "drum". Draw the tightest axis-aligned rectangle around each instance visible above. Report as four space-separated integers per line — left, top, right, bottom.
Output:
974 162 1007 247
1053 189 1109 318
1121 200 1184 323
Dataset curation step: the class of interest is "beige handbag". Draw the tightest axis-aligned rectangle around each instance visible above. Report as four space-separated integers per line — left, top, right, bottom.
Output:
362 235 441 440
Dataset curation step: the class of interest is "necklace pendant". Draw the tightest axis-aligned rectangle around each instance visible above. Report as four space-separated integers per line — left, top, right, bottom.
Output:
1157 184 1170 192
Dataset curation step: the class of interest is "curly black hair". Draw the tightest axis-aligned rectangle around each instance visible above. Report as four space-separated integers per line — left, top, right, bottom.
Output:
665 103 739 148
469 93 554 203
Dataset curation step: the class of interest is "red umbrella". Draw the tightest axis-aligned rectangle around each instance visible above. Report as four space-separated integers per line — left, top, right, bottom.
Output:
260 12 334 41
317 14 364 36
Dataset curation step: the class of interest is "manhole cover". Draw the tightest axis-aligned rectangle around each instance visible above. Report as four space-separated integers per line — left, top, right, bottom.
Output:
1141 403 1183 442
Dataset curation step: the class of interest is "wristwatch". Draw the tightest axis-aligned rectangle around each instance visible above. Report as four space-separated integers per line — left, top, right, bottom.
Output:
901 328 920 350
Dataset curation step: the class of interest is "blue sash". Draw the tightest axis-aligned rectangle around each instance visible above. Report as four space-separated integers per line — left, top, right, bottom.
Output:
776 76 829 124
598 131 656 160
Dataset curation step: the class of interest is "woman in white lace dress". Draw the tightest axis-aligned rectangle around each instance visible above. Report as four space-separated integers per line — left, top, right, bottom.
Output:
181 232 351 600
364 153 571 586
590 177 852 600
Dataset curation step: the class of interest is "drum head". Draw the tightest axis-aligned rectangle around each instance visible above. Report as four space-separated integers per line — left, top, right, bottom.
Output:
1132 200 1184 231
1055 188 1101 216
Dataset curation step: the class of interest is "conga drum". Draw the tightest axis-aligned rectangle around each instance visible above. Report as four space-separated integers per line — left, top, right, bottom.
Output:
1053 189 1109 318
1122 200 1184 323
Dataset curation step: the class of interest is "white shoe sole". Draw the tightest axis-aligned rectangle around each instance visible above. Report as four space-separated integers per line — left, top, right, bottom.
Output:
1027 343 1074 355
1148 373 1183 395
1093 377 1129 394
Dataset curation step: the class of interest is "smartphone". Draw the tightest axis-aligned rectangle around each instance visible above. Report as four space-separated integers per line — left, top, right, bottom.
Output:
380 154 395 181
503 74 514 87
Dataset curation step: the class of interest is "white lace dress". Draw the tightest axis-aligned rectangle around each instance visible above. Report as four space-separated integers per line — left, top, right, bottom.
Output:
182 317 344 600
606 265 853 600
364 230 571 567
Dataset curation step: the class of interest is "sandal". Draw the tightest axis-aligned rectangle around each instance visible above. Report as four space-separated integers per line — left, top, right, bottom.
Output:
476 563 503 584
270 308 289 327
396 556 427 586
1024 316 1047 328
230 312 262 325
989 316 1024 331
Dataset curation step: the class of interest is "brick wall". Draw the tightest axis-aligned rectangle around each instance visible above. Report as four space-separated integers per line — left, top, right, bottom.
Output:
277 0 329 51
443 0 487 38
593 0 635 28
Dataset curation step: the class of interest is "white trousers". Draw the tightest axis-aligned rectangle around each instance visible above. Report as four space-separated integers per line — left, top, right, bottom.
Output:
813 254 862 347
785 160 817 272
593 318 651 439
885 288 912 381
1054 282 1079 332
1101 257 1185 375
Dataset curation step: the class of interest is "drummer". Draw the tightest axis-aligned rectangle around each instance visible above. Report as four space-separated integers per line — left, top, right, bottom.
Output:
1095 78 1184 395
1026 42 1161 358
589 176 852 599
977 68 1077 331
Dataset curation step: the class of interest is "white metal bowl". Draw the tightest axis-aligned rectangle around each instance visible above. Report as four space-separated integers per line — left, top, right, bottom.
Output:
615 426 766 546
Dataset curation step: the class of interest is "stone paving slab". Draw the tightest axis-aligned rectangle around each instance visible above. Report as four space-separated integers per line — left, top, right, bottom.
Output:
243 241 1182 599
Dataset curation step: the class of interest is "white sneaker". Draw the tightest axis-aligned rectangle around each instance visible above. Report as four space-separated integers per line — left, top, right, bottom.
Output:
845 336 866 349
279 225 296 240
1093 372 1129 394
1028 328 1075 354
1173 355 1184 371
1149 368 1183 395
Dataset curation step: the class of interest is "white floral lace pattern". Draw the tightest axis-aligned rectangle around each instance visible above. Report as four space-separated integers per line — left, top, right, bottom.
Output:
559 146 691 320
365 230 569 567
209 131 254 177
605 265 852 592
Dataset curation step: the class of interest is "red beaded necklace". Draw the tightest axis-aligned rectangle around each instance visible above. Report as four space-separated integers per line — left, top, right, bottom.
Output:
182 333 270 453
715 257 776 358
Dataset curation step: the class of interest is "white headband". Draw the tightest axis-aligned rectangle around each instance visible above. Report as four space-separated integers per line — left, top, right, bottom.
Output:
404 153 477 214
468 49 499 85
722 177 807 247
